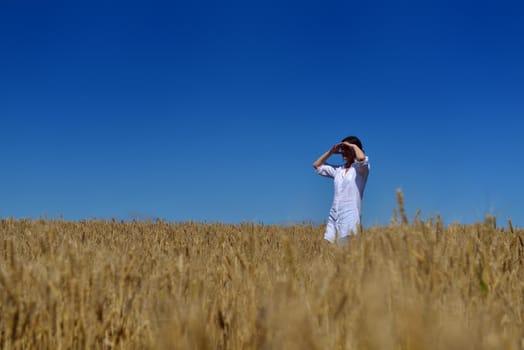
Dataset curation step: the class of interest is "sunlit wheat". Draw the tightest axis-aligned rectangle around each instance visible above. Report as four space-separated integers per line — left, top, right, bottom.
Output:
1 197 523 349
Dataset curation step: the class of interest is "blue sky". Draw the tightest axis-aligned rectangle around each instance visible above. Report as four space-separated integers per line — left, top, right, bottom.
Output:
1 0 523 227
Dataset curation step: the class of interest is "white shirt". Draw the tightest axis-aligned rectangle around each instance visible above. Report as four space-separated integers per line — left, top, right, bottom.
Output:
316 157 370 242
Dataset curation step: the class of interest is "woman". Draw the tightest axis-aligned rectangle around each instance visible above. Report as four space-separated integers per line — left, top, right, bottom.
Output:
313 136 370 244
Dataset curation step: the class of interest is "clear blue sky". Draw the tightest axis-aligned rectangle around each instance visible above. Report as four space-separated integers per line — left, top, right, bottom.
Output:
1 0 523 227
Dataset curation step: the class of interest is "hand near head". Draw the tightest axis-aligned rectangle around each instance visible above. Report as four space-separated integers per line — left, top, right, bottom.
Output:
341 141 365 161
329 144 343 155
330 142 355 155
314 140 366 169
314 143 344 169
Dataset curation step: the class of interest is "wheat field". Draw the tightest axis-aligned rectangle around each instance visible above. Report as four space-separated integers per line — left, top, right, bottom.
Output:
1 199 524 349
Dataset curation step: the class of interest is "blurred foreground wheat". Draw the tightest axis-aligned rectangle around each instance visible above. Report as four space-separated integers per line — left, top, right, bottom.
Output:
1 209 524 349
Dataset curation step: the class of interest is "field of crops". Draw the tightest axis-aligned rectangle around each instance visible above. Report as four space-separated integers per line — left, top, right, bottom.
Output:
1 204 524 349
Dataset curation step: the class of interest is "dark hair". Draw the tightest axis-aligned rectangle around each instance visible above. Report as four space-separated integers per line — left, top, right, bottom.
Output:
341 136 364 152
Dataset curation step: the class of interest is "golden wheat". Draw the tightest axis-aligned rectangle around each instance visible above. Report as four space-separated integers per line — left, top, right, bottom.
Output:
0 209 523 349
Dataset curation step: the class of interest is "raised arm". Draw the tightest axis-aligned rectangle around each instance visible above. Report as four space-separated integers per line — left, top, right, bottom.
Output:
343 142 366 161
313 144 340 169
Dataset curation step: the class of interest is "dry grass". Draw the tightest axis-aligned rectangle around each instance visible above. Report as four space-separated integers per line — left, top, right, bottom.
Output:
1 202 524 349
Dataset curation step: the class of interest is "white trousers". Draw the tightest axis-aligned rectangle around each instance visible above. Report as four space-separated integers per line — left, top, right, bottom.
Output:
324 207 360 243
